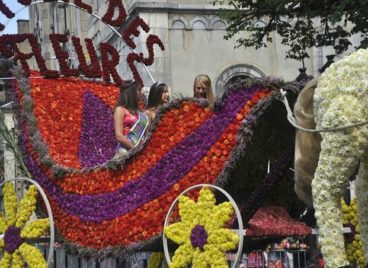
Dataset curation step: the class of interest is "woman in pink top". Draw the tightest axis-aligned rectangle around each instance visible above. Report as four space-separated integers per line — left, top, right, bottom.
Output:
114 80 147 153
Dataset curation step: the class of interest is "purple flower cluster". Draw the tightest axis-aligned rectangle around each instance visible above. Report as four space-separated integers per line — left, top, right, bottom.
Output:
190 224 208 250
22 88 255 223
79 91 116 167
4 226 23 254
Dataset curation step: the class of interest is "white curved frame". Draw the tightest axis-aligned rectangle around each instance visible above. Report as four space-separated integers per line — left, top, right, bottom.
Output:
163 183 244 268
0 0 155 83
0 177 55 268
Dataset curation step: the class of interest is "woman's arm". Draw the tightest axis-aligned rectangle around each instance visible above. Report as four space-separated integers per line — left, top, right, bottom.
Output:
114 107 135 150
145 109 155 122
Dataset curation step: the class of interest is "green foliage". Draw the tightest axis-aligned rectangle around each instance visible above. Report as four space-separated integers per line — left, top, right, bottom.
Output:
214 0 368 62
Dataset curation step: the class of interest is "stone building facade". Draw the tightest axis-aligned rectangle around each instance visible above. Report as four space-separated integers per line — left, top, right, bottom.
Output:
87 0 325 97
28 1 90 70
21 0 359 97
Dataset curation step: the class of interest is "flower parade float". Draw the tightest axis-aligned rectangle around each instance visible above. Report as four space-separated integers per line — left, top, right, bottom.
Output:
1 0 312 264
291 48 368 268
2 59 306 258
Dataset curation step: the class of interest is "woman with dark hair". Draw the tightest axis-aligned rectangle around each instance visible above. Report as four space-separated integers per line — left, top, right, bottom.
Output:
114 80 149 156
146 81 169 120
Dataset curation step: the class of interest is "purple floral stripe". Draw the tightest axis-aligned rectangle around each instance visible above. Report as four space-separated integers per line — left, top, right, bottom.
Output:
79 91 116 168
24 88 257 222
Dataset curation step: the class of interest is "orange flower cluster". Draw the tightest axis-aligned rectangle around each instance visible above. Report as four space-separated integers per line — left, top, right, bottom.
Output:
51 91 271 249
57 102 212 194
30 77 118 168
16 73 273 250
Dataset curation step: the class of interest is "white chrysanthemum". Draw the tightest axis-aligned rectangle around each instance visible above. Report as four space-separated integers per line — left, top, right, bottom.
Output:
312 48 368 268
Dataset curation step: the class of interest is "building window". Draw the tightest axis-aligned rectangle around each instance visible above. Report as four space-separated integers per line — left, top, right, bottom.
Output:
213 20 226 30
215 64 265 97
171 20 185 30
192 20 206 30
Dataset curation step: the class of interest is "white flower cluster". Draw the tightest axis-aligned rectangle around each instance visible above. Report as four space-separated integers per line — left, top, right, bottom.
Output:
312 48 368 268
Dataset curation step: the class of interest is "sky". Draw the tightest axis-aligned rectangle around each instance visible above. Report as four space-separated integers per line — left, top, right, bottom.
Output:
0 1 29 34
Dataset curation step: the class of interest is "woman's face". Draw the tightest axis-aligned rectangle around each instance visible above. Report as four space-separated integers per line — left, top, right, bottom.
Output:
161 86 170 104
136 85 143 100
194 81 207 98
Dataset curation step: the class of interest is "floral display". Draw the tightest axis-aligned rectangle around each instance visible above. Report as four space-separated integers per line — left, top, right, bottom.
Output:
164 187 239 268
0 1 14 31
8 64 299 256
312 48 368 268
0 182 49 268
101 0 127 27
50 34 80 77
71 37 102 78
147 252 168 268
0 12 165 84
246 206 311 237
123 17 150 49
341 198 366 267
100 43 123 85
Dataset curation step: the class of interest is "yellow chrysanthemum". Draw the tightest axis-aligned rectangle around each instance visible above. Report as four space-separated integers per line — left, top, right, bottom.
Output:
341 198 366 268
164 187 239 268
0 182 49 268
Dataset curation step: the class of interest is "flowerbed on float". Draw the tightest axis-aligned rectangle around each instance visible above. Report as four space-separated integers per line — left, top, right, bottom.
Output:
6 63 303 257
246 206 311 237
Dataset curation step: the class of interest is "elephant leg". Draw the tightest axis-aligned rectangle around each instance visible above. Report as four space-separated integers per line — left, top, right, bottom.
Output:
357 150 368 262
312 126 368 268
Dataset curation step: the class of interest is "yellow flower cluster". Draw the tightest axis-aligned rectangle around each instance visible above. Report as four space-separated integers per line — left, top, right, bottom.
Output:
148 252 168 268
3 183 18 226
341 198 366 267
15 185 37 229
18 243 47 267
0 182 49 268
164 187 239 268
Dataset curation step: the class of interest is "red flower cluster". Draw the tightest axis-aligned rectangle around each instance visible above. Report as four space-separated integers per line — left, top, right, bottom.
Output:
100 43 122 84
50 34 79 77
0 1 14 30
101 0 127 27
0 34 59 78
55 91 271 249
17 0 32 5
1 12 165 85
246 206 311 237
122 17 150 49
126 34 165 84
18 74 274 249
58 102 212 194
71 37 102 78
74 0 92 13
30 75 118 169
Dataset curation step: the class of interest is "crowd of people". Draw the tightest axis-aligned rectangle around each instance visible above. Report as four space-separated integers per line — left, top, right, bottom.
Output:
113 74 214 157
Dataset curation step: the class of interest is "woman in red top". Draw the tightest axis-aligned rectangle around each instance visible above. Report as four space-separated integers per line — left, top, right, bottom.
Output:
114 80 147 153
